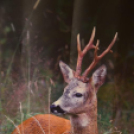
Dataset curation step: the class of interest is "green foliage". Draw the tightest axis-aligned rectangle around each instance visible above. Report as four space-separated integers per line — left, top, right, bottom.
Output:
1 123 14 134
0 100 2 112
4 26 11 34
0 39 6 44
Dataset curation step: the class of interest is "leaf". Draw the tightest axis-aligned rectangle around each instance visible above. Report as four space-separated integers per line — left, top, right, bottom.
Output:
4 26 11 33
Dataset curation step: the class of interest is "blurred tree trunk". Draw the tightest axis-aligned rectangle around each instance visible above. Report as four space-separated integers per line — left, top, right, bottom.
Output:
70 0 119 68
70 0 98 69
70 0 85 68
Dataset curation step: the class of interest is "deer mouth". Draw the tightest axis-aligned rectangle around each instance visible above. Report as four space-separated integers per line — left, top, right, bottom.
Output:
50 105 66 115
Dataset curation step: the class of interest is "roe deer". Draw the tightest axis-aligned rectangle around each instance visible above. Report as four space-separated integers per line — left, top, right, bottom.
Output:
12 27 117 134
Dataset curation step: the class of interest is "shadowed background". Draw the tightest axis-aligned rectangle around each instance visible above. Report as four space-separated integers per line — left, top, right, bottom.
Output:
0 0 134 133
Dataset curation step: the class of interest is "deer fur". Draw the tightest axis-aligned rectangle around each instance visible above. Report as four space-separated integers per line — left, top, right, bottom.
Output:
11 62 106 134
51 61 107 134
12 28 117 134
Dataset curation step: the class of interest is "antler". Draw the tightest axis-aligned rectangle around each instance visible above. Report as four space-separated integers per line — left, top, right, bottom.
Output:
75 27 118 82
75 27 96 79
82 32 118 79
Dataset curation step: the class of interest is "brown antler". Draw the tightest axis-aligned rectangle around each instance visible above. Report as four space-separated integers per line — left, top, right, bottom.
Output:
75 27 118 82
75 27 96 80
82 32 118 79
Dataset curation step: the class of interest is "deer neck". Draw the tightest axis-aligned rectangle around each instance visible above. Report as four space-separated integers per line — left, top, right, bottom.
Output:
70 101 98 134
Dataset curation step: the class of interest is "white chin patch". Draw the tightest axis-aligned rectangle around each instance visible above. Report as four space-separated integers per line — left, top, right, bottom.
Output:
81 119 89 127
80 114 89 127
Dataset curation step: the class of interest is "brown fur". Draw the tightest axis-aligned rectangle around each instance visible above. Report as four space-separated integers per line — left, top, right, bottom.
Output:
12 114 71 134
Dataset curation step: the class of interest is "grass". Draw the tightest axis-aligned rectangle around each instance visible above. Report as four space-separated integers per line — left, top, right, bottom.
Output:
0 31 133 134
1 82 133 134
0 66 133 134
0 60 133 134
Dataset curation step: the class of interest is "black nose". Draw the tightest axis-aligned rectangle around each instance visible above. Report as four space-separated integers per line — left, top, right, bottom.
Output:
50 104 65 114
50 104 56 113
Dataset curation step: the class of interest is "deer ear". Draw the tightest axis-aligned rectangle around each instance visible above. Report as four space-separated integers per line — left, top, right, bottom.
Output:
59 61 75 83
91 65 107 93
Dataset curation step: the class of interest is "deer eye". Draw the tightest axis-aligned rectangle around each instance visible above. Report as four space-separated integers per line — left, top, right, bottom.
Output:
75 93 83 97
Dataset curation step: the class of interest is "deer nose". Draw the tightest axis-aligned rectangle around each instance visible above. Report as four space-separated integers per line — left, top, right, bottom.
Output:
50 104 56 113
50 104 65 114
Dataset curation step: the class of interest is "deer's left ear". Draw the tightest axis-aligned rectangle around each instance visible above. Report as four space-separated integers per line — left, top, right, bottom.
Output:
91 65 107 93
59 61 75 83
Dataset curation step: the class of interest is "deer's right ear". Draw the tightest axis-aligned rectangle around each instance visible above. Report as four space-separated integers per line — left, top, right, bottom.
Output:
59 61 75 83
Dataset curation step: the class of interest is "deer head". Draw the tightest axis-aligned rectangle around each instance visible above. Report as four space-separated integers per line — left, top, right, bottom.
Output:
50 27 117 116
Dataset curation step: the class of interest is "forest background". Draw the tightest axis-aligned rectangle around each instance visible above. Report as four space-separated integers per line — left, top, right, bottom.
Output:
0 0 134 133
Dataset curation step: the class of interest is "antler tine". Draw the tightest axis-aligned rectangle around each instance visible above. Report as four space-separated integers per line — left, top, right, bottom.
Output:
94 39 100 60
83 27 96 54
82 32 118 78
99 32 118 58
75 27 96 77
77 34 81 54
75 34 82 77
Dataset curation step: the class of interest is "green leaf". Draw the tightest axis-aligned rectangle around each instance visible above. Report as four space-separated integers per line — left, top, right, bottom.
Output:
4 26 11 33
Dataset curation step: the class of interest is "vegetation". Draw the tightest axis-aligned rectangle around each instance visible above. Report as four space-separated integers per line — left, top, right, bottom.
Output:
0 0 134 133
